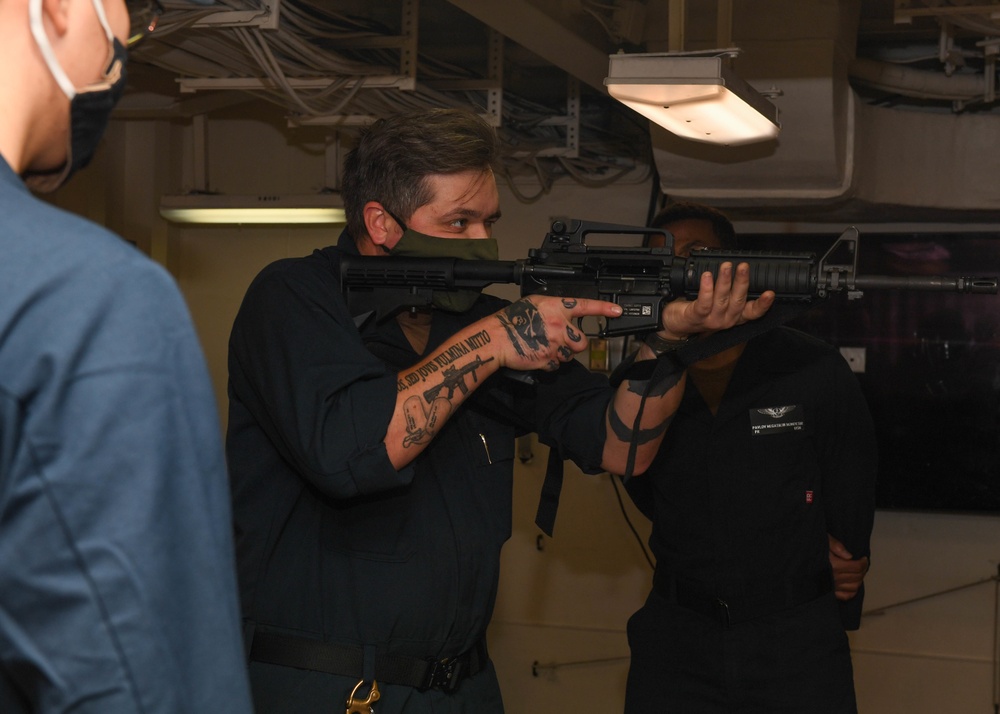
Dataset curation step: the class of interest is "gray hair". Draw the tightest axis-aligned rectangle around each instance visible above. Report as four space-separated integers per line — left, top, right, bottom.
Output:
342 108 502 241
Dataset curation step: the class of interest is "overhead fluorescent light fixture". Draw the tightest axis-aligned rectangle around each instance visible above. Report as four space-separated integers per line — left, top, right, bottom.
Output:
605 51 780 146
159 193 346 224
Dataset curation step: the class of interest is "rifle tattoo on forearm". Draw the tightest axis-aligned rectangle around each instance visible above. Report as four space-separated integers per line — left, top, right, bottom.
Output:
401 352 495 448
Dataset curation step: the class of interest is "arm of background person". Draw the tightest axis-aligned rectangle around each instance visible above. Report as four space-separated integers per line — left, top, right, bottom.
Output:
600 262 776 475
829 533 870 602
819 350 879 629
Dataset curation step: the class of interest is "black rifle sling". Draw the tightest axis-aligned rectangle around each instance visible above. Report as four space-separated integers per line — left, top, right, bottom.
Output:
362 303 815 539
619 301 816 482
674 302 816 367
534 449 565 538
534 301 817 537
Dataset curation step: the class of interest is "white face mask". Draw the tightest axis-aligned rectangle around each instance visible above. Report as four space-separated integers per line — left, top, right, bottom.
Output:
24 0 127 192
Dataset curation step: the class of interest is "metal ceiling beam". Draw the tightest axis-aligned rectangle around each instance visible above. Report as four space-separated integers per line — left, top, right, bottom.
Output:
443 0 610 94
176 76 417 93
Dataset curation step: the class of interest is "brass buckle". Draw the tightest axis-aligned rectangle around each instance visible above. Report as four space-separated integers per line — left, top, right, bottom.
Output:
345 679 380 714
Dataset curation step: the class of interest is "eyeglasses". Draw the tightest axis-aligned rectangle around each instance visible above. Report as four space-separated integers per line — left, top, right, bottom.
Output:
126 0 163 48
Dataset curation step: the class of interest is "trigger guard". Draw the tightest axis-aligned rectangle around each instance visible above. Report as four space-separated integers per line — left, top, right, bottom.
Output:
575 315 603 338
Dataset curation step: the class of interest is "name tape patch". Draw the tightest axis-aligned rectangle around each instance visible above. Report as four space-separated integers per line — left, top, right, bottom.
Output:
749 404 804 436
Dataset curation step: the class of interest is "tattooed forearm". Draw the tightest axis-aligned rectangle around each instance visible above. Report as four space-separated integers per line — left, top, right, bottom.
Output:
397 330 493 392
422 355 495 402
607 405 673 444
396 330 497 447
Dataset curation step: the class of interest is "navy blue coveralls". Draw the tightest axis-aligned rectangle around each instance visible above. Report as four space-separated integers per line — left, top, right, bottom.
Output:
227 233 612 713
625 327 877 714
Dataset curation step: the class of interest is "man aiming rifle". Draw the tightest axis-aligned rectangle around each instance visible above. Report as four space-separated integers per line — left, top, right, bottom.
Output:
227 108 774 714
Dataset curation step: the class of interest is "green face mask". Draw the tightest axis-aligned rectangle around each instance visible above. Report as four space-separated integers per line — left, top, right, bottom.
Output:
389 229 499 313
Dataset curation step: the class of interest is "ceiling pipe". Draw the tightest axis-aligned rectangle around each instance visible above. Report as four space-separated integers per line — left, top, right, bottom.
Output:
850 56 986 101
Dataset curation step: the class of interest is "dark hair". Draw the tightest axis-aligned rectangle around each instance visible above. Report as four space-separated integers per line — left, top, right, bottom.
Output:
650 202 738 249
341 108 502 241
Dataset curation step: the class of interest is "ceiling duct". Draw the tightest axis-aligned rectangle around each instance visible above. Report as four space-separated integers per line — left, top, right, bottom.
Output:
651 0 860 206
651 0 1000 219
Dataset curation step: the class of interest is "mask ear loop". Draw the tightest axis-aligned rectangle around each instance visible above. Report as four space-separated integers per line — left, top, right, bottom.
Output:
28 0 77 98
383 207 409 232
378 207 408 255
89 0 115 43
29 0 119 99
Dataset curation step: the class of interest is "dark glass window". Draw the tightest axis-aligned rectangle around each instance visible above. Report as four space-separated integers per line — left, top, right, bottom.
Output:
741 231 1000 513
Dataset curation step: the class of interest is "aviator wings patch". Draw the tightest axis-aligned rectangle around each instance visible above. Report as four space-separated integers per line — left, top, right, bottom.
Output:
749 404 804 435
758 406 794 419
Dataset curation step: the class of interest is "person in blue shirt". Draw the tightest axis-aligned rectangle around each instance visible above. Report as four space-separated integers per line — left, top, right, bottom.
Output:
0 0 253 711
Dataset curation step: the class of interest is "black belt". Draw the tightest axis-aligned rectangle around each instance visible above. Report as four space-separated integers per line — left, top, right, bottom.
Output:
653 568 832 627
248 630 488 692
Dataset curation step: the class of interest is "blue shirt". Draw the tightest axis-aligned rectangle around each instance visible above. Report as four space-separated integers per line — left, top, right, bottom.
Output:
0 157 252 713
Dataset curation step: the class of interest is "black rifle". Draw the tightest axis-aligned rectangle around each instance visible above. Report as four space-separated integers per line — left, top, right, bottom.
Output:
342 220 998 338
423 355 495 401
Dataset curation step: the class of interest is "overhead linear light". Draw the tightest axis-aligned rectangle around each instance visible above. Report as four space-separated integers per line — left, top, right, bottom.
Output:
159 193 346 224
605 51 780 146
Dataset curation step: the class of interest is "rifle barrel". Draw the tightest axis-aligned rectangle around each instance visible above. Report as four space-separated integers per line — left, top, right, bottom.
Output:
851 275 998 294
